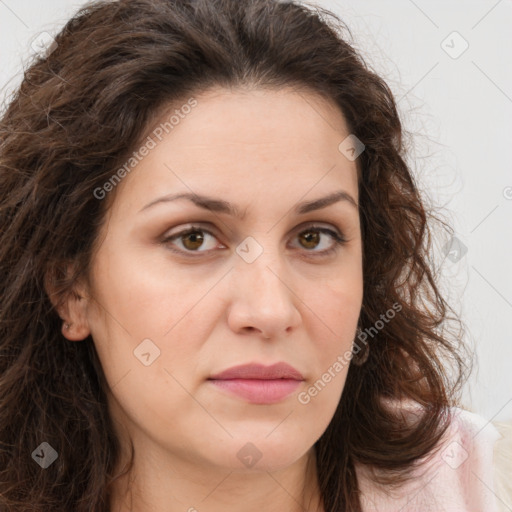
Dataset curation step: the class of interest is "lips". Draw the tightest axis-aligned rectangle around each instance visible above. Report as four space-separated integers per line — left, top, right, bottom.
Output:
208 362 304 381
208 362 304 404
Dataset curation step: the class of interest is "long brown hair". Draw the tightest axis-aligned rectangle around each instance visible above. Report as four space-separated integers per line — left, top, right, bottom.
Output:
0 0 469 510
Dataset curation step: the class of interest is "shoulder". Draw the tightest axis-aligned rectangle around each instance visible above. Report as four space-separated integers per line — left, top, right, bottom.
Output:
493 420 512 512
356 406 510 512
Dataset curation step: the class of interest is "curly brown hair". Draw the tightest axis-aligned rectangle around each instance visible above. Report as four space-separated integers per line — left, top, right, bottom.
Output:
0 0 470 510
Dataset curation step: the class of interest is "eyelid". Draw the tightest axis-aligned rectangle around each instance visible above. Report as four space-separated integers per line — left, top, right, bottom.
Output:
160 222 346 257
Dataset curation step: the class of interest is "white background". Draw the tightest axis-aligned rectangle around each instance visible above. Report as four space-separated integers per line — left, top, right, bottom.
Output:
1 0 511 422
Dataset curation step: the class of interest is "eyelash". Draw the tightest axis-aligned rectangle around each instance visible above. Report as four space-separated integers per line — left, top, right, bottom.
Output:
160 224 347 259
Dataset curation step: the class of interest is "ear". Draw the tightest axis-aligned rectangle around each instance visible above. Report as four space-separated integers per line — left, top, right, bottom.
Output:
44 260 92 341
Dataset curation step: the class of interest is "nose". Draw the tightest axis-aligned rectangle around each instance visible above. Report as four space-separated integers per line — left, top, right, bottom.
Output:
226 248 302 340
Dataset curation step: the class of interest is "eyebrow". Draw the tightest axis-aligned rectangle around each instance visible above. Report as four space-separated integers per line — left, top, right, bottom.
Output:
139 190 358 218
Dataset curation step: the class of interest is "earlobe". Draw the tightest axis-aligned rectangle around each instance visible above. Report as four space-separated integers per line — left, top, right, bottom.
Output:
44 261 92 342
59 295 91 341
61 325 91 342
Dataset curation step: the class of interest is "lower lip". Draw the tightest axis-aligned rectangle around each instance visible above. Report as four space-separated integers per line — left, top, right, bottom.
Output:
209 378 302 404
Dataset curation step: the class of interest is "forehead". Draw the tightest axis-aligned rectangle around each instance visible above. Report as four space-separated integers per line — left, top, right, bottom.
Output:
151 85 352 153
108 86 359 216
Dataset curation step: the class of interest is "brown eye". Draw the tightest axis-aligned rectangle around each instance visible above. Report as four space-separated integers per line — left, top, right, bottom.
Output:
161 224 346 259
181 230 205 251
291 226 346 256
298 229 321 250
162 226 221 254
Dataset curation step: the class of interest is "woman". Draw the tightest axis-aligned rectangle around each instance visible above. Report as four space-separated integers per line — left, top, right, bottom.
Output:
0 0 510 510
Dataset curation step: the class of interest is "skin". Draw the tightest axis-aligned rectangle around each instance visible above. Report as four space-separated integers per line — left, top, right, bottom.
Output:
53 86 363 512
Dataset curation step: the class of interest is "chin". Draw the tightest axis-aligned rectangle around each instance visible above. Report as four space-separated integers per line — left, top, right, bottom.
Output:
218 438 310 473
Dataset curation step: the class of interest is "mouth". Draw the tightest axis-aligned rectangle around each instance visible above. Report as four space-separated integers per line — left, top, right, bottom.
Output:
208 362 304 404
208 378 302 404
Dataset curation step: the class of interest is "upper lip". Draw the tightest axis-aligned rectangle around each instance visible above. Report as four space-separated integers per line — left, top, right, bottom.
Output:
209 362 304 380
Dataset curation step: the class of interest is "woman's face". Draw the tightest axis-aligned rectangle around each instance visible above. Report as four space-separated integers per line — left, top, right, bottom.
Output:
66 86 363 474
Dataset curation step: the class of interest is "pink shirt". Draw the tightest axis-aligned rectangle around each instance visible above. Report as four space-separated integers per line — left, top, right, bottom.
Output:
356 407 502 511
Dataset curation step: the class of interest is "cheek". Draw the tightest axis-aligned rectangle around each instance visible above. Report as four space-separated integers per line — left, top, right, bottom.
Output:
86 256 212 437
83 247 361 467
307 273 363 344
302 284 360 397
89 243 212 338
85 247 218 399
294 277 362 410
